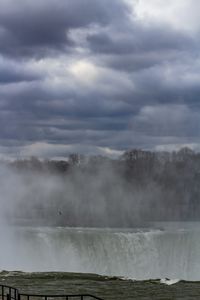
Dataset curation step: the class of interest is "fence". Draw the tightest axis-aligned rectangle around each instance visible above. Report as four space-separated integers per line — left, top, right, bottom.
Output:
0 284 104 300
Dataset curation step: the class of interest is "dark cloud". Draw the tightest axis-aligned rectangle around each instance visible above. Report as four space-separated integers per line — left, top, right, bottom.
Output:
87 26 193 55
0 70 37 84
0 61 41 84
0 0 128 58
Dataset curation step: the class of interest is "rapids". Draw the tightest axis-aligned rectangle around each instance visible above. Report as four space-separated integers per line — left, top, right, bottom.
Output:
0 223 200 280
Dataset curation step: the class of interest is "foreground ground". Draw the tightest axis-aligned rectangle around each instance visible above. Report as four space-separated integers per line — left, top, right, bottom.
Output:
1 271 200 300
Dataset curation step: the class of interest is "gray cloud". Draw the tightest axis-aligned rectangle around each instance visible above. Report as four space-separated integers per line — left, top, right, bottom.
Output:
0 0 128 58
0 0 199 158
0 58 41 84
87 25 194 55
131 104 200 137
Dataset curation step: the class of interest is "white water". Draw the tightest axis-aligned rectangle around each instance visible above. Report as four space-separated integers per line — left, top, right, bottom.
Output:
1 223 200 280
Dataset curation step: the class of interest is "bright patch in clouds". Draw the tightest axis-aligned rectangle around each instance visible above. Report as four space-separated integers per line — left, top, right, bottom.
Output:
70 60 98 85
134 0 200 33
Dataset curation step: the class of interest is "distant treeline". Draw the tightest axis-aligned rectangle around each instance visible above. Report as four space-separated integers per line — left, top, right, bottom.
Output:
2 147 200 226
7 146 200 173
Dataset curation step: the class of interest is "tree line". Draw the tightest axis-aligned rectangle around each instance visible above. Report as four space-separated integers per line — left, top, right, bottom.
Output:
1 147 200 226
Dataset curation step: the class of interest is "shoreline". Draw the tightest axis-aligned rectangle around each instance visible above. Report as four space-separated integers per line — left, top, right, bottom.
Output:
1 271 200 300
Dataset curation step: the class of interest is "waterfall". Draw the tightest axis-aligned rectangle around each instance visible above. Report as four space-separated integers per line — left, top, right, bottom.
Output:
1 224 200 280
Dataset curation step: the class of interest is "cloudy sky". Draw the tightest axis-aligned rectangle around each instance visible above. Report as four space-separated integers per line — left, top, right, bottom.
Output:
0 0 200 159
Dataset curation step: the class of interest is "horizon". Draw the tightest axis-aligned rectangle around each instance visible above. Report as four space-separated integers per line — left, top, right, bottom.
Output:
0 145 198 162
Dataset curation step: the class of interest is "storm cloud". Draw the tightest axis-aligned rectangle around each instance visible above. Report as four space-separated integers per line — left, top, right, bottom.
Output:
0 0 200 159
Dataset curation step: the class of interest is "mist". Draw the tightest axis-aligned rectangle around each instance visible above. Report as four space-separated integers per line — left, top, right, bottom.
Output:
0 160 155 228
0 148 199 228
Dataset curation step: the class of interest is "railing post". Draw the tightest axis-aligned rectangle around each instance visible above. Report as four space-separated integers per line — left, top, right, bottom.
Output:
18 293 21 300
7 294 11 300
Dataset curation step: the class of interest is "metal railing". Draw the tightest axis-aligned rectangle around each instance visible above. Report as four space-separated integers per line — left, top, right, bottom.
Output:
1 285 18 300
0 284 104 300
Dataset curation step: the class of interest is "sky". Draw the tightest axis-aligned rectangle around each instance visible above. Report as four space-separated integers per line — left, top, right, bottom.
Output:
0 0 200 159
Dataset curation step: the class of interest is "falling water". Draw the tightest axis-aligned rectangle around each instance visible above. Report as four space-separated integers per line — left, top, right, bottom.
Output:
1 223 200 280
